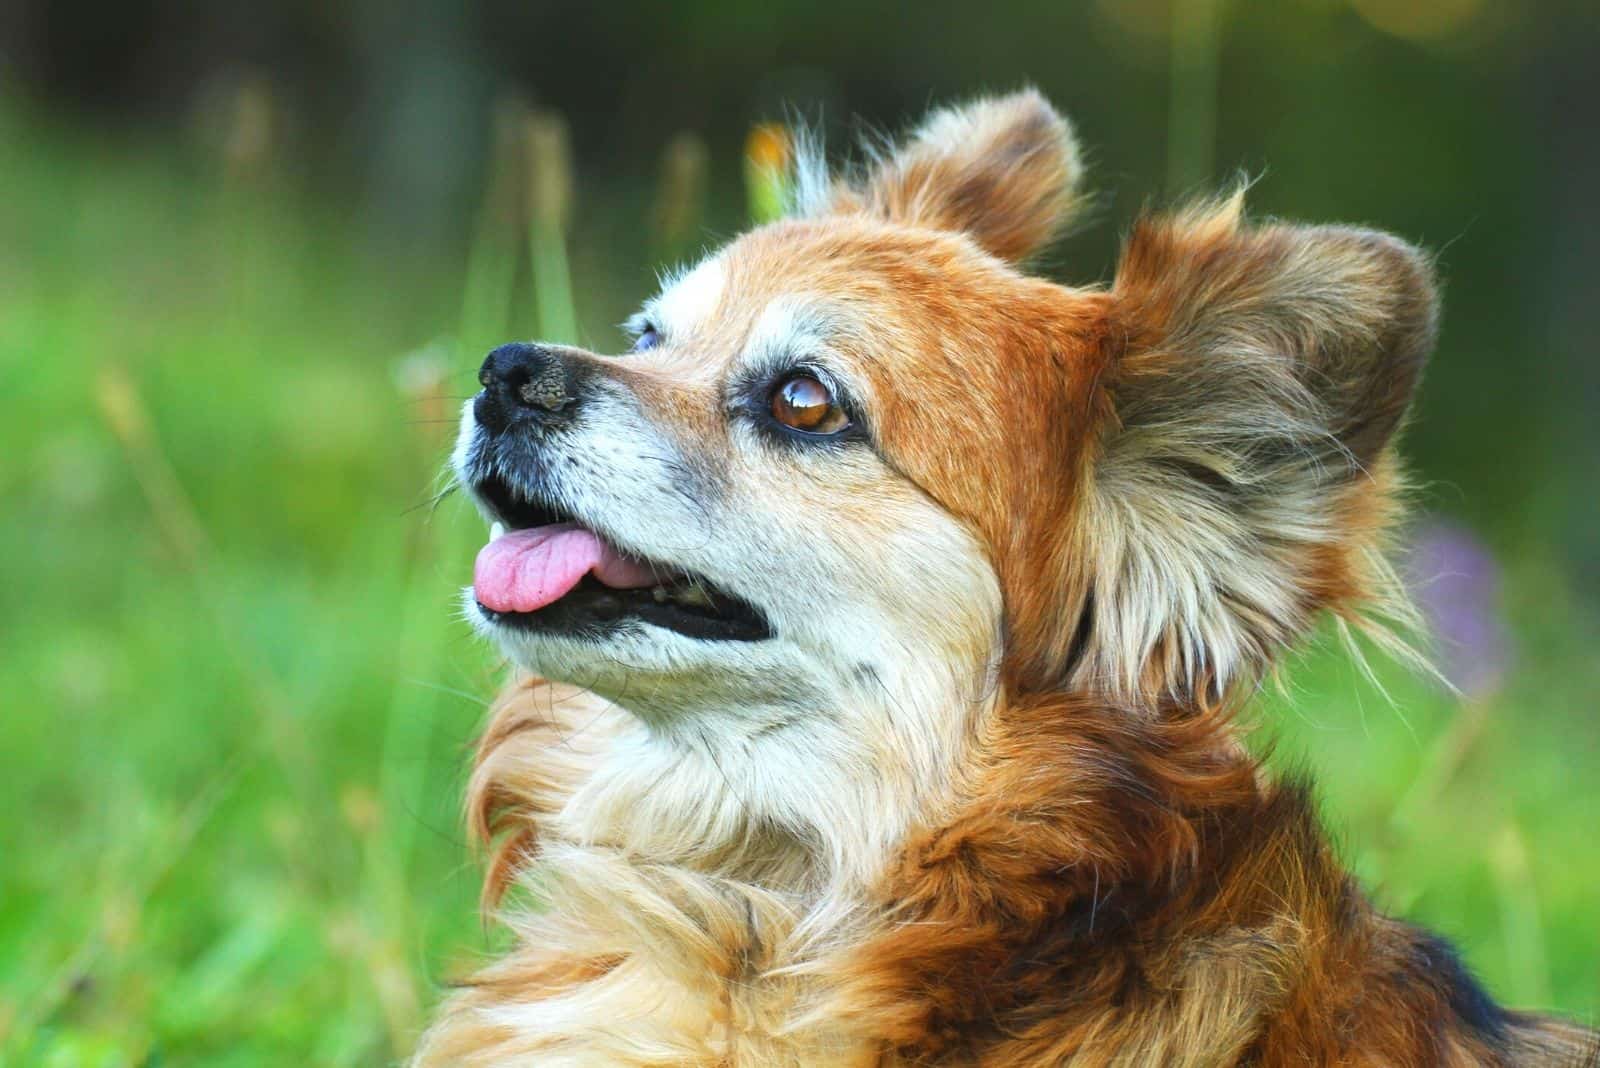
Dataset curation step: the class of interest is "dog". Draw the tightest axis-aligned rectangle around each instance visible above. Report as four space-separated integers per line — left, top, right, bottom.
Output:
416 91 1596 1065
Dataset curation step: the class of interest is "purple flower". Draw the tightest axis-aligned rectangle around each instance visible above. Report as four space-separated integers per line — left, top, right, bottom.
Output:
1405 519 1511 699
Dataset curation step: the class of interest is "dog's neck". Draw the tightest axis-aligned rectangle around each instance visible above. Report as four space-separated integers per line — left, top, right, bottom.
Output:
535 640 1003 889
451 674 971 1064
440 673 1260 1063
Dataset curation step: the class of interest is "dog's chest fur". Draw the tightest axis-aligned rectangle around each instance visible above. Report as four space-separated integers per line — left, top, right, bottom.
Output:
415 680 1596 1068
413 681 885 1066
448 911 873 1067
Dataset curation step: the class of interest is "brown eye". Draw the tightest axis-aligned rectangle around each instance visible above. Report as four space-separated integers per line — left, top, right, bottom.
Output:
771 373 849 434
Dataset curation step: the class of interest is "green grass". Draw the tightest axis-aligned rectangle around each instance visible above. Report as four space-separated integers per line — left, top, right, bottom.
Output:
1 107 1594 1066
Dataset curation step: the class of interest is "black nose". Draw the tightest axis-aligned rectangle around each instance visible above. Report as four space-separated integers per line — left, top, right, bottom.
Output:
475 342 576 434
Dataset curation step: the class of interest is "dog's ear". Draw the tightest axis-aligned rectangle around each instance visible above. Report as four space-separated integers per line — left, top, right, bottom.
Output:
835 89 1084 264
1063 194 1439 702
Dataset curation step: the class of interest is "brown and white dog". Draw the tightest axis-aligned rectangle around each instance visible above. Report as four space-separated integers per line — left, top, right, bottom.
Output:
417 91 1595 1066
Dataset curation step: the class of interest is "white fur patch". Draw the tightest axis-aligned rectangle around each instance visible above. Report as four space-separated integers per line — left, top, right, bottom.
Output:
649 256 726 341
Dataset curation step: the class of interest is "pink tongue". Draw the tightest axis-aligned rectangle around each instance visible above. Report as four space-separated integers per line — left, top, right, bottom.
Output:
473 524 659 614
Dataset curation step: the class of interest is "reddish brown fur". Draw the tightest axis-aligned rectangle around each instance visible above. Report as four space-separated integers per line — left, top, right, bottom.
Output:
823 692 1595 1065
834 89 1084 264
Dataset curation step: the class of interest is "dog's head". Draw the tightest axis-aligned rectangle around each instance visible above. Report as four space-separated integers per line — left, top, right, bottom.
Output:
453 90 1436 867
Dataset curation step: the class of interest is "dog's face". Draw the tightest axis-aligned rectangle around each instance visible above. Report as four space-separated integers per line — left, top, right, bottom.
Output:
457 213 1101 715
454 222 1070 859
453 91 1435 868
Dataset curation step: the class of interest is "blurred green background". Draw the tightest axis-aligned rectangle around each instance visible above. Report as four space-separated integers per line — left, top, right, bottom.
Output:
1 0 1596 1064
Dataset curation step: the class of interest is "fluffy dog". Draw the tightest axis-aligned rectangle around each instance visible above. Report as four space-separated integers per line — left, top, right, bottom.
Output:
417 91 1595 1066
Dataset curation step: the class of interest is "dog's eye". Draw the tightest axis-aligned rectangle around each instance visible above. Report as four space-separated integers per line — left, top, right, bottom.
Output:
631 323 661 352
770 373 849 435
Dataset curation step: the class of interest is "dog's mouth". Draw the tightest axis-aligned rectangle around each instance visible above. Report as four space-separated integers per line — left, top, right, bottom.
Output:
469 473 772 643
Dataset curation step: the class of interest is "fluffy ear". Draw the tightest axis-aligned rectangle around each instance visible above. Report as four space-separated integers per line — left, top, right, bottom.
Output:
834 89 1084 263
1066 195 1439 702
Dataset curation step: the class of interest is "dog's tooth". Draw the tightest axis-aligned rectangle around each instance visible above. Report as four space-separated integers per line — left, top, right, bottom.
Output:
652 586 669 603
676 585 715 610
490 521 506 541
